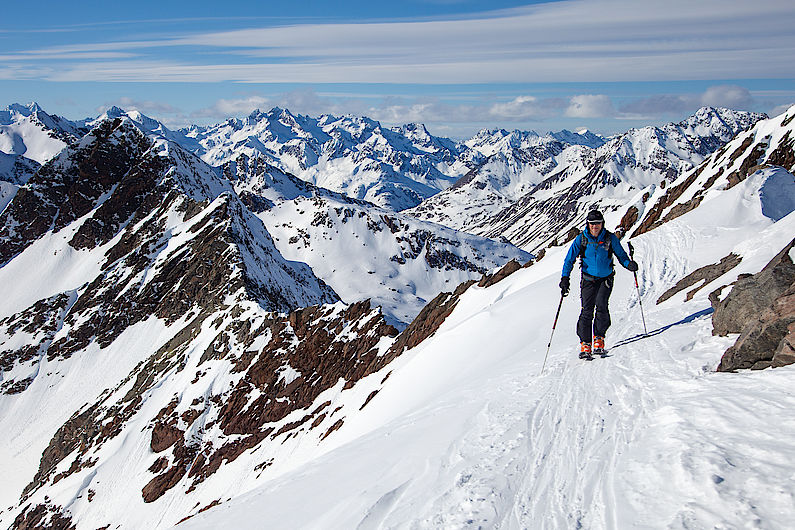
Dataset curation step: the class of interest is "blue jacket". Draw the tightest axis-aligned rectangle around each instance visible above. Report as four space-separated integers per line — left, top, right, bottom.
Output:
562 229 632 279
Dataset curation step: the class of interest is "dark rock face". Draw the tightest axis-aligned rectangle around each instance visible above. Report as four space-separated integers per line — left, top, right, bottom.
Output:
713 239 795 371
0 118 154 265
11 502 75 530
632 165 706 237
0 293 73 394
615 206 639 239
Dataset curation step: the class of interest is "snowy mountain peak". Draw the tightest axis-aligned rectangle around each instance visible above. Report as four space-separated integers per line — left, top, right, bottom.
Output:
3 102 44 118
180 107 461 210
0 102 87 170
103 105 126 119
677 106 766 140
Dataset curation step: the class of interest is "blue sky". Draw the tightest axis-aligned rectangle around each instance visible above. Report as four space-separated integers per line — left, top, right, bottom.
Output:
2 0 794 138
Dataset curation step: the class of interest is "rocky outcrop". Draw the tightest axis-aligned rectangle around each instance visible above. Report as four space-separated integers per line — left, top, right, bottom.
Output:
657 253 742 304
713 238 795 371
632 109 794 240
0 293 74 394
478 259 525 288
11 502 75 530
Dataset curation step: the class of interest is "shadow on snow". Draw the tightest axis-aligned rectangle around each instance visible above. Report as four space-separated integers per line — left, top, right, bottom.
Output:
611 307 714 350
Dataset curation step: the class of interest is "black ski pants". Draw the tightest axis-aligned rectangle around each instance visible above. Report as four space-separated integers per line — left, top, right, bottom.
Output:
577 273 613 343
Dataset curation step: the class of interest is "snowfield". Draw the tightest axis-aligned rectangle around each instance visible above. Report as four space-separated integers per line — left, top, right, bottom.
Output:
184 169 795 529
1 103 794 529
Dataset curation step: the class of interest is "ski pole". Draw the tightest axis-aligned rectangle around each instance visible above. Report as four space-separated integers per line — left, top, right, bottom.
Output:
627 242 648 336
541 293 565 375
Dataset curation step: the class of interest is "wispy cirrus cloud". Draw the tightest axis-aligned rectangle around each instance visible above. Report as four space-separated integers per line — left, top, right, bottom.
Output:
3 0 793 85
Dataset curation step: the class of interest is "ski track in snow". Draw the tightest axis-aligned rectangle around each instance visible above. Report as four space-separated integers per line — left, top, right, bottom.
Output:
393 307 794 530
411 320 654 529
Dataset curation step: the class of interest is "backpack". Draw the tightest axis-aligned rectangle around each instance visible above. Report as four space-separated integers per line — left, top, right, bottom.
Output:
579 229 614 266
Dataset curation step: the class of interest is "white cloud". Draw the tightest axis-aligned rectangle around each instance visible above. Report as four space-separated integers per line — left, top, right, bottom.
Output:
184 91 569 130
102 97 180 115
565 95 616 118
192 96 271 119
700 85 754 110
489 96 562 120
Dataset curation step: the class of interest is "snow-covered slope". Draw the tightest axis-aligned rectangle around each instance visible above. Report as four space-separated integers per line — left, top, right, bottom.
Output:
0 103 86 172
181 108 463 210
262 193 530 326
183 155 795 530
222 151 532 325
409 107 765 251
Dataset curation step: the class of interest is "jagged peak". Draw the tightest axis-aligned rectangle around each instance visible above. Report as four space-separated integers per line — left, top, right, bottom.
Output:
4 102 44 117
104 105 126 119
247 108 266 119
679 106 767 130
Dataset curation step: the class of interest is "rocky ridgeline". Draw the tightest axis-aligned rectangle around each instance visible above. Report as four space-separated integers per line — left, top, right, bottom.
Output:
629 107 795 239
11 255 517 528
0 115 343 526
1 110 530 529
630 107 795 371
0 117 337 395
0 118 156 265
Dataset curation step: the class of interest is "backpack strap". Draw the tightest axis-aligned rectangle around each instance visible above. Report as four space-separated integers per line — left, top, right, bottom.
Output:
579 230 615 265
579 230 588 261
604 230 613 261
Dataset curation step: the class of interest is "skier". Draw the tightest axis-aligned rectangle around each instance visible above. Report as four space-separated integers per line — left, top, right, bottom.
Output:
559 209 638 359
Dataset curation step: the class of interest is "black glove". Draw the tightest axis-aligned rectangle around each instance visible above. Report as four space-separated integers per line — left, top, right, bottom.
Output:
627 260 639 272
559 276 570 297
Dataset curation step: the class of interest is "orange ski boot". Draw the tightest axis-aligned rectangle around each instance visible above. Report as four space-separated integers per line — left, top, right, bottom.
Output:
579 341 593 360
593 336 606 356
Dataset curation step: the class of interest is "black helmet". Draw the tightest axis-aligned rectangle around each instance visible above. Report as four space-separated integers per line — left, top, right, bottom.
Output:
586 209 604 224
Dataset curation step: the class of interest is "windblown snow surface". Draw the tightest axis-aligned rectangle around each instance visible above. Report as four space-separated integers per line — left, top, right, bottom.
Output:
184 169 795 529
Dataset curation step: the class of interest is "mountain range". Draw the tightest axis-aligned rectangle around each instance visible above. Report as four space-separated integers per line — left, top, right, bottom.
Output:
1 100 793 529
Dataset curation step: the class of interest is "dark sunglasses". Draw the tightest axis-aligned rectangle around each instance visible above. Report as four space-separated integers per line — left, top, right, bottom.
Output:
587 221 603 225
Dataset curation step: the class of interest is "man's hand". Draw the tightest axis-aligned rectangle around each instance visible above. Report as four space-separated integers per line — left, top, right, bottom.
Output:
627 260 639 272
559 276 570 297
